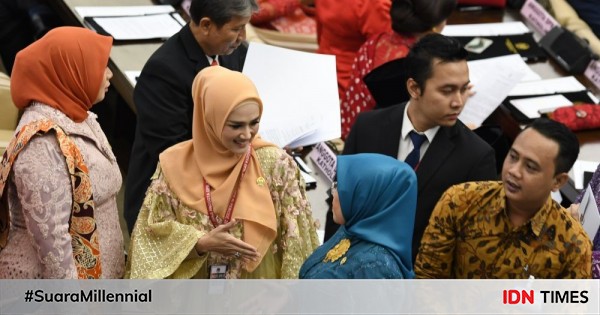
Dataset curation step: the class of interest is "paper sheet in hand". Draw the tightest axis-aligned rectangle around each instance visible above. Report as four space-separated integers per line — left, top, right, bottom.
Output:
578 185 600 240
510 94 572 119
243 43 339 148
459 55 535 127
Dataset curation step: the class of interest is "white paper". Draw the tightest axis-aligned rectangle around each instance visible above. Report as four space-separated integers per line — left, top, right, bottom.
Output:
571 160 600 189
243 43 340 148
125 70 141 87
75 5 175 18
578 185 600 240
259 120 317 149
89 14 184 40
459 55 531 127
442 22 530 36
508 76 586 96
510 94 572 119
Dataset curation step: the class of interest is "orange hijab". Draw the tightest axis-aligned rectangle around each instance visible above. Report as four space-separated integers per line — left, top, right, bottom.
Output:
160 66 277 272
10 27 112 123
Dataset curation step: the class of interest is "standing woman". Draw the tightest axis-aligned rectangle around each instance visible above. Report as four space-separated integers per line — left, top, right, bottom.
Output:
300 153 417 279
126 66 319 279
0 27 125 279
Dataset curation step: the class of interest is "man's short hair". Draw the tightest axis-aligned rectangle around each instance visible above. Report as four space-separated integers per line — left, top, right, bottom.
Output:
189 0 258 27
406 33 468 93
526 118 579 175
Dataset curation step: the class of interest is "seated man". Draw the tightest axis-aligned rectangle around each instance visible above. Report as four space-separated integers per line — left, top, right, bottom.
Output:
415 118 592 279
325 33 497 262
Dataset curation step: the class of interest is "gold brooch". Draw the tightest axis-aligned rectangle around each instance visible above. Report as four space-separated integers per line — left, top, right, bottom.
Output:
323 238 351 263
515 42 530 50
256 177 266 187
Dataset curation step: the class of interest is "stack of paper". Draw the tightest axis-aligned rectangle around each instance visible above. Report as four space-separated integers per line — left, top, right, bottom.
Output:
243 43 340 148
508 76 587 97
509 94 572 119
75 6 185 40
442 21 530 36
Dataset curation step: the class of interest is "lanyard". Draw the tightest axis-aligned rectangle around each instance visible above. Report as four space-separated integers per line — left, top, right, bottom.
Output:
203 146 253 228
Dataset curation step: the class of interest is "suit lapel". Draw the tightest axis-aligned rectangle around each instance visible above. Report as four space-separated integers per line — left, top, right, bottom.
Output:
380 103 406 157
416 125 456 191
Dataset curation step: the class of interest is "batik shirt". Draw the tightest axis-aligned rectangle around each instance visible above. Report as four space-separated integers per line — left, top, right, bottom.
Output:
415 181 591 279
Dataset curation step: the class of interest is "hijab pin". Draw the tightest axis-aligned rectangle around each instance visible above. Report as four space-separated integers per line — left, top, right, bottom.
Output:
256 176 266 187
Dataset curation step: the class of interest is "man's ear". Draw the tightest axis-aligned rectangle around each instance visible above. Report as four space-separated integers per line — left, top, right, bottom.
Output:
198 17 213 34
406 78 422 99
551 172 570 192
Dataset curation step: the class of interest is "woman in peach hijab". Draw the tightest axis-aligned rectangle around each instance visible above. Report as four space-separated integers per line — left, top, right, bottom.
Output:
0 27 125 279
126 66 319 279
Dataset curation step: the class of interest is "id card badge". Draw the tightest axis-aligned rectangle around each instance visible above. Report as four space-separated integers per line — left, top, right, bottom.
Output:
209 264 228 279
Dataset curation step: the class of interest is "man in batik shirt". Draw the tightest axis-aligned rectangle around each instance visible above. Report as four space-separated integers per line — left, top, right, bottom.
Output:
415 118 591 279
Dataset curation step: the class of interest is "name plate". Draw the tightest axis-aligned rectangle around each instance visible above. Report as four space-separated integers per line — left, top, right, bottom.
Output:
584 60 600 91
520 0 559 36
308 142 337 182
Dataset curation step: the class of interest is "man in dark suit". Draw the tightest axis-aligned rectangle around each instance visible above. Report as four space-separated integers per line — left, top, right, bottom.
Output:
125 0 258 232
325 33 498 261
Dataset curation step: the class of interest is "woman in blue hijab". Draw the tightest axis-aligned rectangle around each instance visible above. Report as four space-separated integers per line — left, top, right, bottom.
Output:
299 153 417 279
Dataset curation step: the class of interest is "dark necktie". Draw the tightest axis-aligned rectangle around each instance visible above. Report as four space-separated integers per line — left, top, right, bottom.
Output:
210 56 218 66
405 131 427 169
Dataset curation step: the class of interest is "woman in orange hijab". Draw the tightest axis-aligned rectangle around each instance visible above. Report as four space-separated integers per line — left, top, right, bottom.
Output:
0 27 125 279
126 66 319 279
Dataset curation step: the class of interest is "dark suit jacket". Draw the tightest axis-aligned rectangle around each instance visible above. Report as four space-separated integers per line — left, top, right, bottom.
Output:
325 102 498 262
124 24 247 232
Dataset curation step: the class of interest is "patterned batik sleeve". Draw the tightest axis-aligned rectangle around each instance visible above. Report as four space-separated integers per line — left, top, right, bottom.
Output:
414 186 460 279
562 227 592 279
258 148 320 279
125 164 205 279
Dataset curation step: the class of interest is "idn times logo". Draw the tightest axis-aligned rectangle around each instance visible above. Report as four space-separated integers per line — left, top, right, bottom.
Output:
503 290 589 304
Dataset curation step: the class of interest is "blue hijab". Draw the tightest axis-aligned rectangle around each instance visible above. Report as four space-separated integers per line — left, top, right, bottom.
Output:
300 153 418 278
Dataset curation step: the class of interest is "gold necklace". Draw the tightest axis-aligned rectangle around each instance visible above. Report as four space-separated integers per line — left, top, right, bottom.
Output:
323 238 351 263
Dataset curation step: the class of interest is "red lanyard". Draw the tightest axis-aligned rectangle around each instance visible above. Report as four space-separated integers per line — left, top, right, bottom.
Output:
203 146 253 228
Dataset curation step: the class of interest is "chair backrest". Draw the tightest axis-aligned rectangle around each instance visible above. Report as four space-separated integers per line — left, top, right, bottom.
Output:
0 72 18 155
0 72 18 131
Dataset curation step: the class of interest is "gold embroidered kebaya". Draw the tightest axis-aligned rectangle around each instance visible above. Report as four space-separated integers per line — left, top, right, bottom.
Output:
323 239 350 263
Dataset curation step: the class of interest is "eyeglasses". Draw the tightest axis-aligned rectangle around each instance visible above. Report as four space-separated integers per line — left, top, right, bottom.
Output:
331 181 338 191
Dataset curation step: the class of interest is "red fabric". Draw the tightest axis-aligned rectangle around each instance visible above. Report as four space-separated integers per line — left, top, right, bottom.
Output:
316 0 392 97
10 27 112 123
457 0 506 7
550 104 600 131
251 0 316 35
340 32 416 139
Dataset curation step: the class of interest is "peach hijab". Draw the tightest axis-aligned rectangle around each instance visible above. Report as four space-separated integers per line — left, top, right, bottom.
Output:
159 66 277 272
10 27 112 123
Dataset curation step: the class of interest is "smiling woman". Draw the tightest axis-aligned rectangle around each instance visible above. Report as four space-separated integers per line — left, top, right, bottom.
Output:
126 66 319 279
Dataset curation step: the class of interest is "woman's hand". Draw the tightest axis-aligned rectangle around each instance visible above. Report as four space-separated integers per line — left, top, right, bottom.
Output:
195 219 260 261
